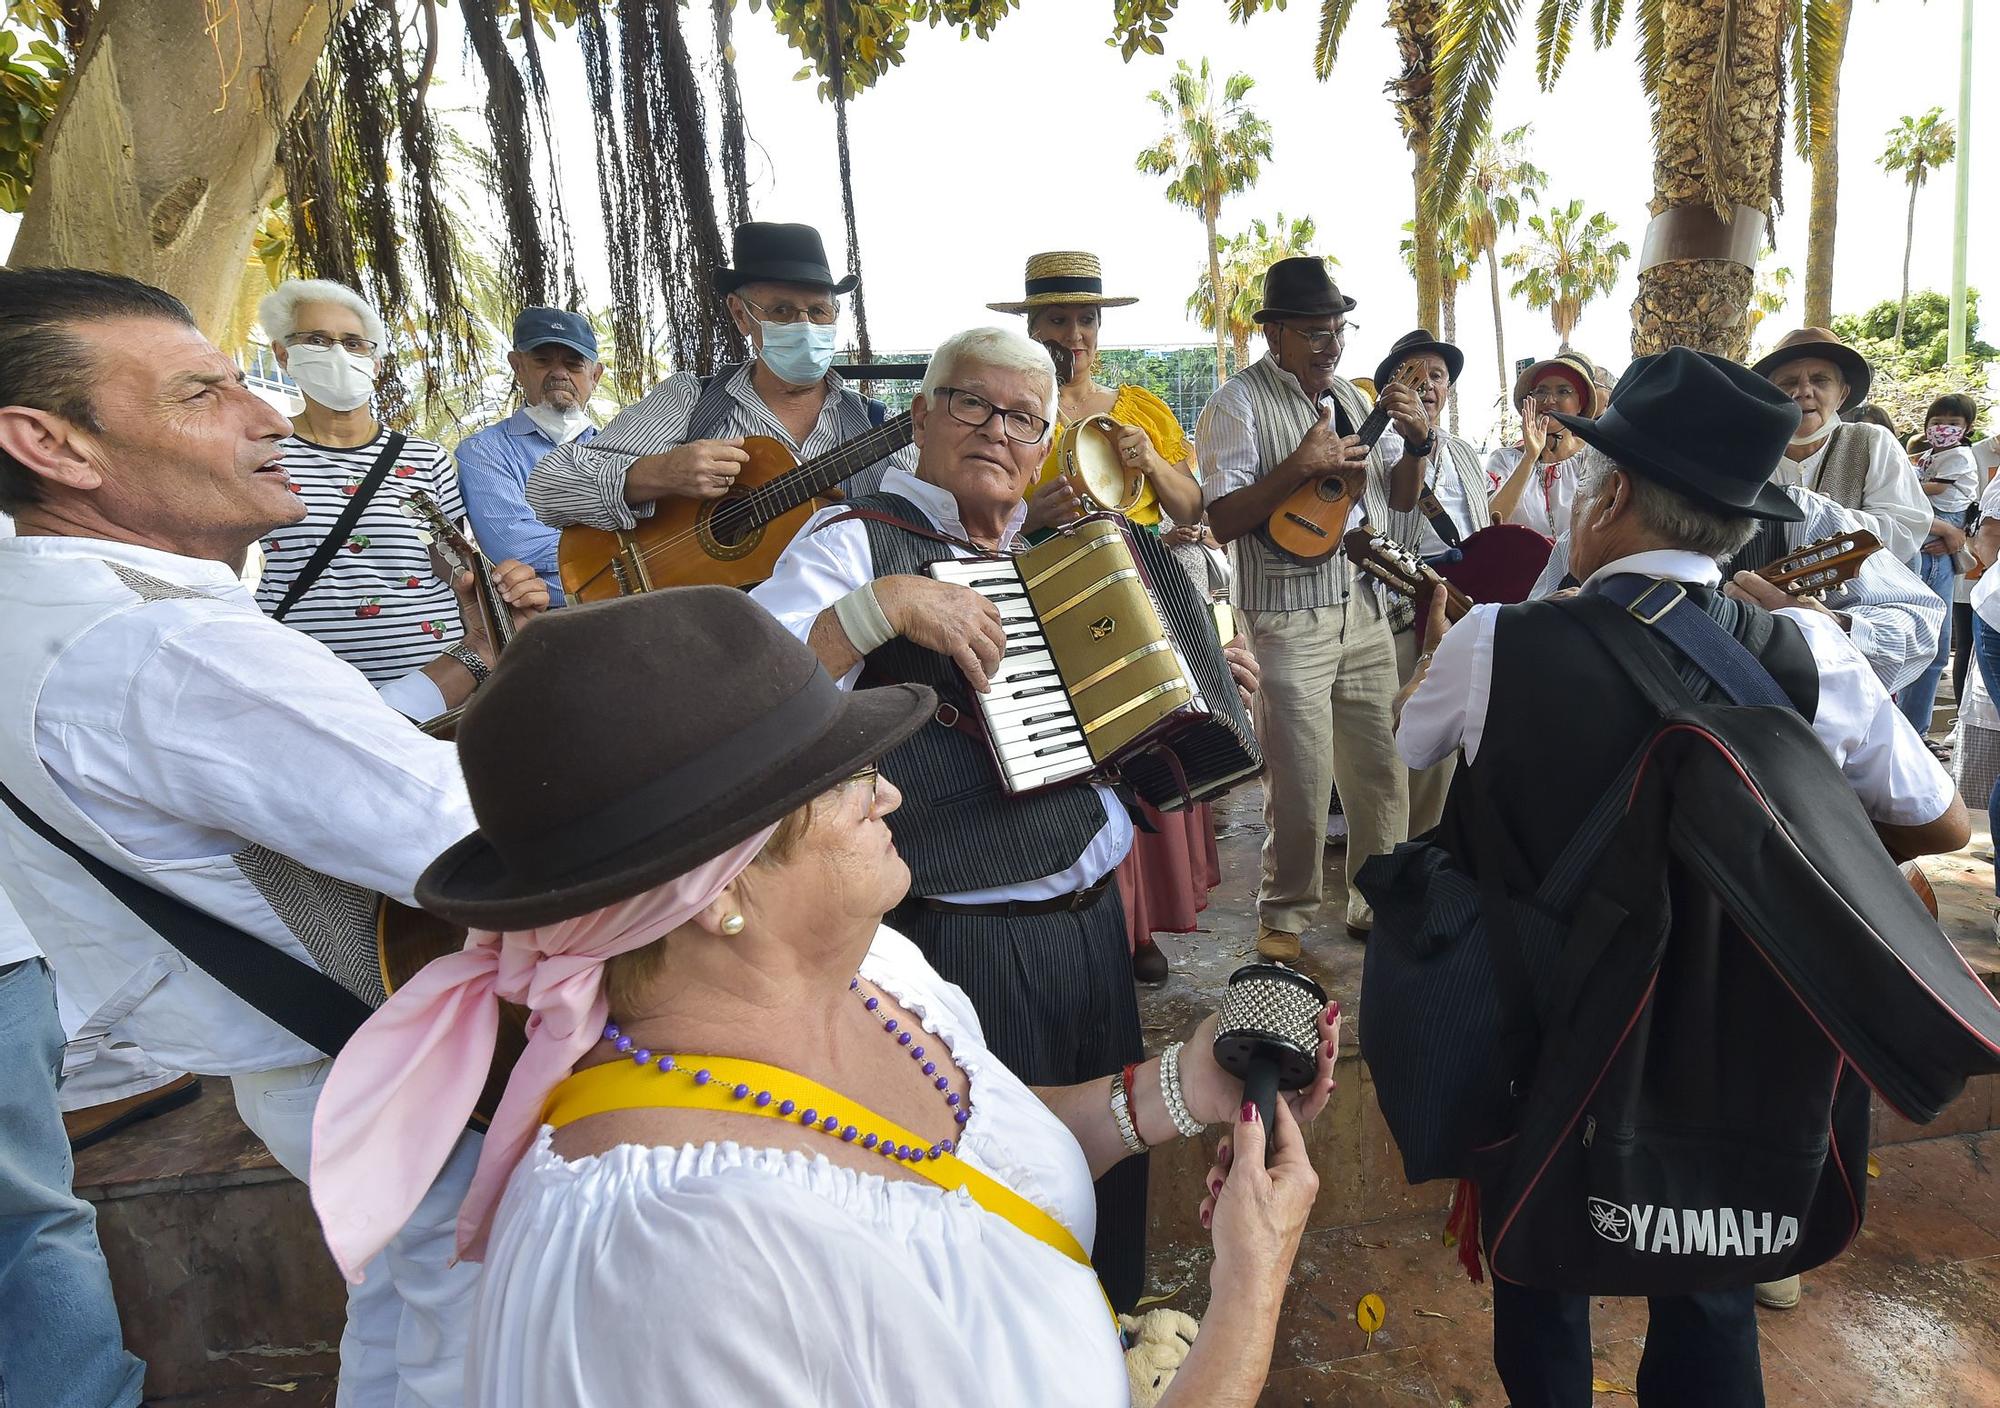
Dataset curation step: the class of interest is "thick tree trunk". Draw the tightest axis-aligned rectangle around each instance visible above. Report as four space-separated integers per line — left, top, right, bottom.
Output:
1410 159 1443 334
1232 327 1250 376
1895 179 1918 347
10 0 337 338
1389 0 1444 334
1802 0 1852 327
1205 204 1226 384
1487 249 1510 437
1441 278 1460 435
1630 0 1785 360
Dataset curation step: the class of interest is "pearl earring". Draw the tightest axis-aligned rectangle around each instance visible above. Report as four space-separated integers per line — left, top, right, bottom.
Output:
721 913 746 936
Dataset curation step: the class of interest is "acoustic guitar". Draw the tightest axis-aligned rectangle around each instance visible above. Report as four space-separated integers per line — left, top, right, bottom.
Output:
557 413 914 601
1264 363 1425 566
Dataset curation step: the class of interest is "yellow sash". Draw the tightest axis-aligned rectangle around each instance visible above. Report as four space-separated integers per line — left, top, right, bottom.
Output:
544 1056 1103 1288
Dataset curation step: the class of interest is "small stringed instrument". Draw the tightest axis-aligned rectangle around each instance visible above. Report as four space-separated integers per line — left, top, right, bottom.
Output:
557 413 915 601
1265 362 1425 566
399 488 514 740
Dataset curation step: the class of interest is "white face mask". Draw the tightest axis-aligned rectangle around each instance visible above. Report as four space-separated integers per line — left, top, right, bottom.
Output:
522 401 593 445
286 344 378 412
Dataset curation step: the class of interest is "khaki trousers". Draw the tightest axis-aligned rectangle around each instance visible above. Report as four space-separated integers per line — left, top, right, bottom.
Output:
1394 623 1459 836
1245 594 1408 933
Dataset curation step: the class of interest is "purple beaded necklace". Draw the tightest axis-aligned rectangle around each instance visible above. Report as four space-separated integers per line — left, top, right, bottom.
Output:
598 976 969 1165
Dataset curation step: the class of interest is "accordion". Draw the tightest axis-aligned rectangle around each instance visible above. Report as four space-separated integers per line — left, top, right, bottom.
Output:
927 516 1262 808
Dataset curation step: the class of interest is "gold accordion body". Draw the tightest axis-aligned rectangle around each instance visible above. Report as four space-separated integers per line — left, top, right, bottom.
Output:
927 515 1262 806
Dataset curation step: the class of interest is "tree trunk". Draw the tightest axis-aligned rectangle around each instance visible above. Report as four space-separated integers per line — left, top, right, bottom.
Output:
1232 326 1250 376
1487 249 1510 438
826 0 869 361
1204 203 1226 387
1388 0 1444 333
1896 177 1918 348
1441 277 1460 435
1629 0 1785 360
10 0 336 338
1802 0 1851 327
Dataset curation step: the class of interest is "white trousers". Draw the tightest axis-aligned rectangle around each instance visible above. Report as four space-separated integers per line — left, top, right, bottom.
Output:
232 1061 482 1408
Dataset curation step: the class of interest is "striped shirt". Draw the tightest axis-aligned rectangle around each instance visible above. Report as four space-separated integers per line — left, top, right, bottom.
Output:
525 363 917 532
254 431 465 685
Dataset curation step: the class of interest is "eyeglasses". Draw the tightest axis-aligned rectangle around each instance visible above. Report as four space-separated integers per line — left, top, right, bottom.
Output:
934 387 1051 445
1279 323 1349 354
841 764 884 812
738 295 840 327
286 331 380 356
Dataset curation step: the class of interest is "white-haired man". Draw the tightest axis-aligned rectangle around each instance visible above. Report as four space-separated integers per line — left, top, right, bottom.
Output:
750 325 1151 1311
255 278 478 696
527 222 914 546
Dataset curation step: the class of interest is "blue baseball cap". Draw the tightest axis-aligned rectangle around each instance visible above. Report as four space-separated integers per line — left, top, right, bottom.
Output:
512 307 598 360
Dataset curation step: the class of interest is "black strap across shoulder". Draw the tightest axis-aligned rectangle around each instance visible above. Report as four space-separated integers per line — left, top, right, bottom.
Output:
0 777 372 1056
270 431 407 623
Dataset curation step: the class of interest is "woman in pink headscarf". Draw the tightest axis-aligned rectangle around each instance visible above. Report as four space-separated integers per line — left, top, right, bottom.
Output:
310 586 1339 1408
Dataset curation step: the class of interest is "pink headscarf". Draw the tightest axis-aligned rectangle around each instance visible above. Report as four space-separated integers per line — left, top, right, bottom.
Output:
310 826 777 1280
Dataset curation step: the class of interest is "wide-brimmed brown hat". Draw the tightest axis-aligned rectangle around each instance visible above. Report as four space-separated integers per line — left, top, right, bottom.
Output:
416 587 935 929
1374 328 1464 392
1511 351 1597 408
1252 257 1355 323
987 251 1138 314
1751 327 1872 411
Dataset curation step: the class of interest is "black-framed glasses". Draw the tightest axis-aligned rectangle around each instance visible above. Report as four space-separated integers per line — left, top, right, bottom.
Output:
935 386 1051 445
286 331 380 356
1278 323 1349 354
737 294 840 327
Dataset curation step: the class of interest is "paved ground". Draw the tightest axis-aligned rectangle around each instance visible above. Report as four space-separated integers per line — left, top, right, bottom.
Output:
1133 779 2000 1408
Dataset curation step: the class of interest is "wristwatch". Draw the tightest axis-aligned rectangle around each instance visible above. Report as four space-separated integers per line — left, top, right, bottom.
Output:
1406 430 1437 458
445 642 492 688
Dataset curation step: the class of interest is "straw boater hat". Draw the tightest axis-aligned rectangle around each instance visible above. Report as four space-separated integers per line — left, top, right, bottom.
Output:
987 252 1138 314
1511 350 1597 408
1750 327 1873 411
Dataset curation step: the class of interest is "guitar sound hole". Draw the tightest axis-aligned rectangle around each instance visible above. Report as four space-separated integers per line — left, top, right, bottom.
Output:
1316 479 1347 502
710 506 751 548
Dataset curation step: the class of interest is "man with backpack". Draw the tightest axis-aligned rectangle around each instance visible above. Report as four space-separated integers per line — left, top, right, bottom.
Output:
1393 347 1968 1406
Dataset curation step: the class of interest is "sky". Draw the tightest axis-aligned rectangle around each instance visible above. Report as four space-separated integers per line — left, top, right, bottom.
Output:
5 2 1989 448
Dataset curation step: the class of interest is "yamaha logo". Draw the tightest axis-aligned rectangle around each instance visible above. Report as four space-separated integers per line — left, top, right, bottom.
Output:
1589 1198 1632 1244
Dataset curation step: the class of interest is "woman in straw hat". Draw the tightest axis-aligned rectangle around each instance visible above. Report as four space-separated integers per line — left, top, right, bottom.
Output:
308 586 1337 1407
991 252 1223 986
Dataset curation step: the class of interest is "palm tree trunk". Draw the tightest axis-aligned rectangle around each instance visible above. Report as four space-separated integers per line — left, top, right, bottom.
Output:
1389 0 1444 332
1441 278 1460 435
1232 326 1250 373
1896 177 1918 348
1204 202 1226 384
1629 0 1785 360
1487 249 1509 437
826 1 870 360
1802 0 1852 326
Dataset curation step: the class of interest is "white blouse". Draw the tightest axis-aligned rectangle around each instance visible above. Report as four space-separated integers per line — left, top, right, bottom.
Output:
467 927 1131 1407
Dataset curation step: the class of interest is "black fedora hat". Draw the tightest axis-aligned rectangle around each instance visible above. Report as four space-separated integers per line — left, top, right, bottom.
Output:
1252 257 1355 323
1549 346 1805 523
714 222 858 297
416 587 934 929
1750 326 1873 411
1374 329 1464 393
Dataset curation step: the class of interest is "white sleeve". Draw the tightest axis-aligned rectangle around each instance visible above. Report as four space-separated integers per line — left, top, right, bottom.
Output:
747 511 877 689
1854 427 1935 562
1195 381 1262 507
524 373 701 530
1779 608 1958 826
1396 602 1501 769
1529 533 1574 600
376 669 448 723
1794 493 1944 694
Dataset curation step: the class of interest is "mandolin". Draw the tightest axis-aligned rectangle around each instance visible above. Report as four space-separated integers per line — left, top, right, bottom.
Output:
557 413 914 601
400 488 515 740
1265 363 1425 566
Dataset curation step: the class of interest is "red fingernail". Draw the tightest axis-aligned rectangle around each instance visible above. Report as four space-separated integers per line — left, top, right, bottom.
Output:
1201 1207 1212 1229
1241 1101 1258 1123
1210 1178 1222 1196
1324 1041 1336 1060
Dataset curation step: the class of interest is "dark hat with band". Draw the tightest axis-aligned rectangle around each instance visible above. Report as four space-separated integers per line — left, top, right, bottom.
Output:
987 251 1138 313
1374 328 1464 393
417 587 934 929
715 222 858 297
1252 257 1355 323
1549 346 1804 524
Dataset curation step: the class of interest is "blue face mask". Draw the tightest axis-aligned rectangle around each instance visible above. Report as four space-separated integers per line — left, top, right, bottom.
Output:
758 319 837 386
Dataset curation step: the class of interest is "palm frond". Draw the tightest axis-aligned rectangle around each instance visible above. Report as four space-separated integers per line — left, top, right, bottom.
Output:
1535 0 1581 89
1425 0 1528 223
1588 0 1622 47
1313 0 1361 80
1791 0 1844 161
1633 0 1668 103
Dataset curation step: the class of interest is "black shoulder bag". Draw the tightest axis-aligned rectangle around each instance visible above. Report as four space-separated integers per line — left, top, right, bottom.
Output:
269 431 407 623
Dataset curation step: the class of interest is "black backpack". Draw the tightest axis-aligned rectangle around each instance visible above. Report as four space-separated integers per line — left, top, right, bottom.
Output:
1358 578 2000 1295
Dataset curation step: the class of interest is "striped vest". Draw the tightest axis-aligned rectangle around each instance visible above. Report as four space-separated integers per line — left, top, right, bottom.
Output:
1384 431 1492 551
1803 423 1874 514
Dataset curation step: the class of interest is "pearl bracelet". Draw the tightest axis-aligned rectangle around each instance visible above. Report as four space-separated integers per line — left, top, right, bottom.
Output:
1158 1041 1206 1139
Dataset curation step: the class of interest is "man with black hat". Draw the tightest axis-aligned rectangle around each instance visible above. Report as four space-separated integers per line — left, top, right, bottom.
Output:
1753 327 1931 564
1398 347 1966 1406
1197 257 1425 956
455 307 605 605
527 221 913 536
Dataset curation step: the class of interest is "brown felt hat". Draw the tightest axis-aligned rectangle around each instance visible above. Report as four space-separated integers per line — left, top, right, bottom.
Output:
1252 257 1355 322
1750 327 1873 411
416 587 935 929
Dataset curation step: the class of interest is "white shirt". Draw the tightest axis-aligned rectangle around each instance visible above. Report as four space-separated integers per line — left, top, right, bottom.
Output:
750 468 1133 901
468 927 1126 1408
1969 434 2000 485
1381 427 1480 555
1917 444 1980 515
1398 548 1957 827
1485 444 1586 540
0 883 37 967
1969 476 2000 633
1772 422 1932 563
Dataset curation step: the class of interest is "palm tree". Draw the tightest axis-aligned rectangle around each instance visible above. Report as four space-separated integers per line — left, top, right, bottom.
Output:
1879 107 1958 347
1794 0 1854 326
1399 214 1476 435
1137 59 1274 381
1189 213 1322 376
1455 124 1545 438
1502 200 1630 352
1747 254 1796 351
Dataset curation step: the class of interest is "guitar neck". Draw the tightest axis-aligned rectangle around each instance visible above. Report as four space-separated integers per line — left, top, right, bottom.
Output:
476 558 514 651
740 412 916 528
1350 399 1394 450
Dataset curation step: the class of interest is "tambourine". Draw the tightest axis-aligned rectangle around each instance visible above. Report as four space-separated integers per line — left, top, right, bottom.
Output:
1062 414 1146 516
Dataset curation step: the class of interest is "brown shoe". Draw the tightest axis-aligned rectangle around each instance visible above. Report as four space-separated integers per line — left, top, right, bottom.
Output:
1132 940 1170 986
1256 926 1302 962
63 1073 202 1152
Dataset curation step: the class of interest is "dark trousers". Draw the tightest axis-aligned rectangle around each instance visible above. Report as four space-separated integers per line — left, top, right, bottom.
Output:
1953 600 1975 707
890 888 1149 1313
1492 1279 1764 1408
